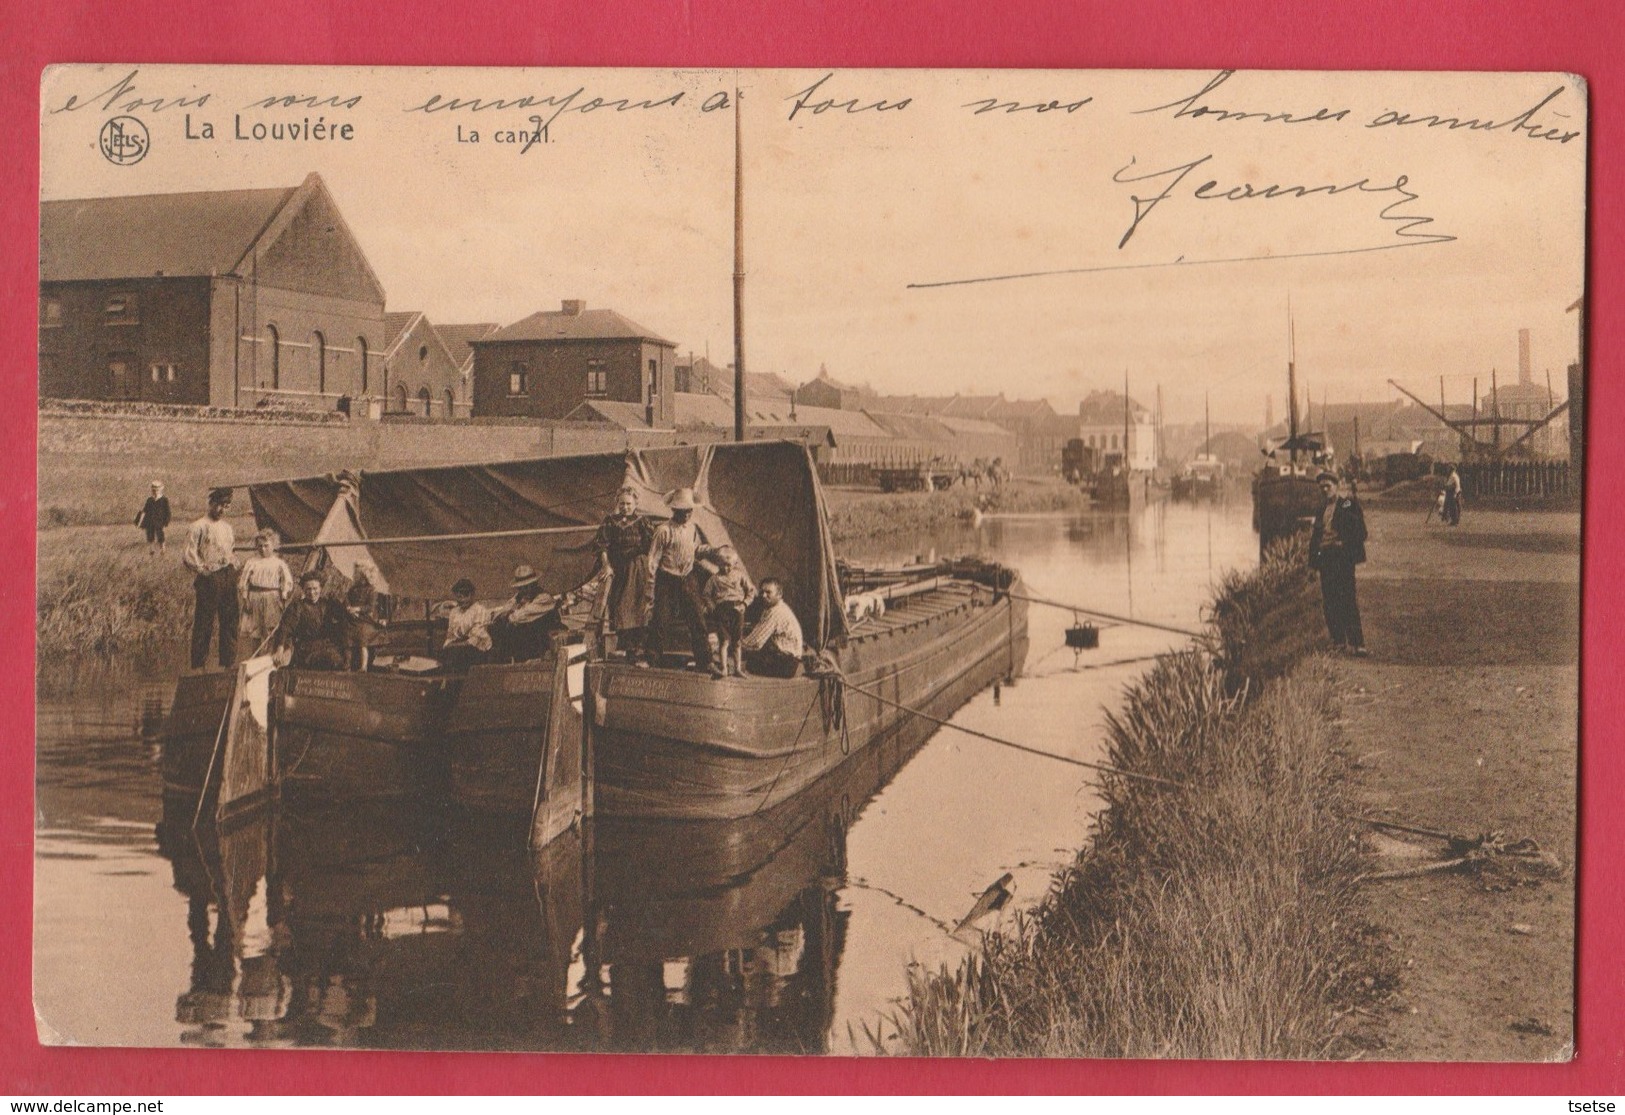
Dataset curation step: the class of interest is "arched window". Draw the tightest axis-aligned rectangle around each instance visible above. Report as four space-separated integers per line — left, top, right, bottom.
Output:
393 383 407 412
358 337 370 394
312 332 327 395
418 386 432 416
444 388 456 416
266 324 280 389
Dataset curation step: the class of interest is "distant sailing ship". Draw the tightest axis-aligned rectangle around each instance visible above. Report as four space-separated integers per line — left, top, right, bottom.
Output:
1172 395 1227 501
1252 314 1327 557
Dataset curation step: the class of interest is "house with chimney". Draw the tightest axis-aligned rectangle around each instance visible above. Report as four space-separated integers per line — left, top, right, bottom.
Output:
39 172 387 410
470 300 677 424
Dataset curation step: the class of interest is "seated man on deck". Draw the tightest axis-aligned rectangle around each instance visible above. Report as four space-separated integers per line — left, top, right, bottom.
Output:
434 577 493 673
739 577 804 678
272 572 349 671
488 564 568 663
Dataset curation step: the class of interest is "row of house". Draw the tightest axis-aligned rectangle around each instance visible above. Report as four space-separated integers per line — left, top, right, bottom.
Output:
38 171 1165 475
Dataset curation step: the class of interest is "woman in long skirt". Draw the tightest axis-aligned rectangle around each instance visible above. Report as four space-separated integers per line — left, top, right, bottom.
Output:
593 486 655 658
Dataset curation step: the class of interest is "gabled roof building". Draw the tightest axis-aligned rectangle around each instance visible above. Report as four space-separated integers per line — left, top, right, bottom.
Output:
470 300 677 425
39 172 387 410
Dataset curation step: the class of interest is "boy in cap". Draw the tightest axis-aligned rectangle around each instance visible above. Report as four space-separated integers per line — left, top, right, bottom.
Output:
135 481 171 556
183 487 239 669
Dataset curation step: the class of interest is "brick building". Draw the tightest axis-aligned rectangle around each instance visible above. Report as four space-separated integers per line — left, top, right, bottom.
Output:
40 172 387 411
434 322 499 417
793 366 872 410
470 300 677 425
381 311 464 417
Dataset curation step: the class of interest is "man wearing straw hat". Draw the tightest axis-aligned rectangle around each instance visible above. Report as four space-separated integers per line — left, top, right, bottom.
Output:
642 487 716 670
489 564 567 662
183 486 240 669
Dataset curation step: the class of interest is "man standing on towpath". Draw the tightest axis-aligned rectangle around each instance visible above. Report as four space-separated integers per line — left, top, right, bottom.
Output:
1308 470 1369 657
183 486 239 669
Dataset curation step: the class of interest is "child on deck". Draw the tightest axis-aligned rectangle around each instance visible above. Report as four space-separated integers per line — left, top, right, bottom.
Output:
238 529 295 655
702 546 754 679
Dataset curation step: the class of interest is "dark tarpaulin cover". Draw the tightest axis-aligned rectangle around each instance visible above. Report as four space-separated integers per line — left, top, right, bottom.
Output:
246 441 848 648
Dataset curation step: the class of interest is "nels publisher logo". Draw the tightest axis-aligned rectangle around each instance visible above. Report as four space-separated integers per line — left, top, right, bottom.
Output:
98 115 149 165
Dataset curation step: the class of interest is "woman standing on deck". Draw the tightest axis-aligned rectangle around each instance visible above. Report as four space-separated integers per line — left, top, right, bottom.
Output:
594 486 654 659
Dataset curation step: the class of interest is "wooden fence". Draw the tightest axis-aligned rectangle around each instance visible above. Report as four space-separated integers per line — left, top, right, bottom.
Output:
1458 460 1576 499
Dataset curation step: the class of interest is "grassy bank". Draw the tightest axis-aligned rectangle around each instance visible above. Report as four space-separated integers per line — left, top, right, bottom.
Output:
37 531 192 669
890 539 1384 1058
826 478 1088 545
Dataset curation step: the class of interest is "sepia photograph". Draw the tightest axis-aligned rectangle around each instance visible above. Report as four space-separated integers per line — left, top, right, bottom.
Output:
33 64 1584 1059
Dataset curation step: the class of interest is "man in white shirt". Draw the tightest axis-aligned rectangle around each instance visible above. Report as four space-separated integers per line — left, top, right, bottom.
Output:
642 488 715 669
183 487 239 669
740 578 805 678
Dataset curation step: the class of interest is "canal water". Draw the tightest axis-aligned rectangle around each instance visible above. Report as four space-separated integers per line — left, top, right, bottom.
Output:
34 497 1257 1053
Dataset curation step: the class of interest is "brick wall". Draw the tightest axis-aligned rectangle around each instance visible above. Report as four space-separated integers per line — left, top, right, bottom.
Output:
39 408 675 525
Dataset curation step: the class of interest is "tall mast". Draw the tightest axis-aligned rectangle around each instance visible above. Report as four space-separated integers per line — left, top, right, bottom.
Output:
1123 368 1131 468
733 85 747 443
1287 306 1300 457
1204 392 1211 455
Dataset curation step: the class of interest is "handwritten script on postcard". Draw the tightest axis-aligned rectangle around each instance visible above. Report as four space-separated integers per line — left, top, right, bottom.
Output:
39 65 1585 395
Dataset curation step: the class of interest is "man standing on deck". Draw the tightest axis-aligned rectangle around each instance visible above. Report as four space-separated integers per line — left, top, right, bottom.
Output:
183 487 239 669
740 578 805 678
642 487 715 669
1308 471 1369 657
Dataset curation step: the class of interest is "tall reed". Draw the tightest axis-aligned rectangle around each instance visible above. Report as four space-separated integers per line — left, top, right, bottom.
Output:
888 537 1374 1059
36 545 193 665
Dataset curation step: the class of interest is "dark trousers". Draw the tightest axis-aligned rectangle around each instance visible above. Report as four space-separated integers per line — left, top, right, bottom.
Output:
710 603 744 643
1318 556 1365 649
744 646 801 678
647 569 710 666
1443 491 1461 526
191 567 240 669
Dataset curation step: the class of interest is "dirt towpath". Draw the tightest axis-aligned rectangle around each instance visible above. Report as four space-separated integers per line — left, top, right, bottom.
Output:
1338 505 1579 1061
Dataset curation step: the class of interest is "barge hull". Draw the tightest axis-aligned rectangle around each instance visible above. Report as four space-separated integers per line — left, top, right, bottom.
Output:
593 583 1028 820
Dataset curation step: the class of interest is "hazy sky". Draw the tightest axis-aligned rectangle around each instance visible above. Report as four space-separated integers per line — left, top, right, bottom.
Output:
40 66 1586 425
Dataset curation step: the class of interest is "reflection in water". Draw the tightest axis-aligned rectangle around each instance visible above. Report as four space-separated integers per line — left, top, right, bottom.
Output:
151 718 930 1052
42 503 1260 1051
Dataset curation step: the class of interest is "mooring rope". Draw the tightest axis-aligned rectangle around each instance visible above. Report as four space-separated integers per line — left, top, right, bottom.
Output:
838 676 1184 789
1004 589 1208 640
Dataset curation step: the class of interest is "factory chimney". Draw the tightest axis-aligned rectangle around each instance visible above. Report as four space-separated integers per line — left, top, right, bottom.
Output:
1518 328 1532 386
